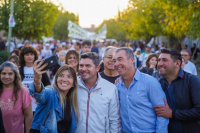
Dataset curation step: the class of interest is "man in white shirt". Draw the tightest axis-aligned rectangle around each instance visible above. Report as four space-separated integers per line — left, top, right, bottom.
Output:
75 52 121 133
181 49 197 75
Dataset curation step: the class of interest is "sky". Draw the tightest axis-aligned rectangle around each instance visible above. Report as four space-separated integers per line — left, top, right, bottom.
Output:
53 0 129 28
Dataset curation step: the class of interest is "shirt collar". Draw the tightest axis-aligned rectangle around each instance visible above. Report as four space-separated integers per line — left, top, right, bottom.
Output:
80 73 99 91
177 68 184 79
134 69 140 81
160 68 184 80
119 69 139 83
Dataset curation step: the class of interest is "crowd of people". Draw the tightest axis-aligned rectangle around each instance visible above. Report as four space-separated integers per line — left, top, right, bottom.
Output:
0 38 199 133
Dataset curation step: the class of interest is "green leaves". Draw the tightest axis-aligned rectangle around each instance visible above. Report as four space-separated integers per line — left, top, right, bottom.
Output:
53 11 78 41
0 0 60 39
96 0 200 41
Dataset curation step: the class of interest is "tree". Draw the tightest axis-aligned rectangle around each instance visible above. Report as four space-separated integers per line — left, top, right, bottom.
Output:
52 11 78 41
123 0 200 41
96 0 200 43
0 0 60 39
95 17 127 41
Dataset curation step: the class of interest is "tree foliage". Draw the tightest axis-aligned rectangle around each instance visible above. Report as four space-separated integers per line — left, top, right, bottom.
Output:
95 15 127 41
0 0 60 39
52 11 78 41
96 0 200 41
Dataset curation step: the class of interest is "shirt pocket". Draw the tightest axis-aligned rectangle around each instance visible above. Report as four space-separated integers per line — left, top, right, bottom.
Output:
131 89 148 105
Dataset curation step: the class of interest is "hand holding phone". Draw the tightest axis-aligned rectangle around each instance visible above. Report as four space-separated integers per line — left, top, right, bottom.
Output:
38 54 59 71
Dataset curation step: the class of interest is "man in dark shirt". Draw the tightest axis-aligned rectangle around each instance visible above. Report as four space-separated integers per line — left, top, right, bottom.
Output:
100 46 120 84
154 49 200 133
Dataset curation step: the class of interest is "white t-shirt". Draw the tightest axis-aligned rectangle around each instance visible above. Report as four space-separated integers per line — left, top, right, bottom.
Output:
184 61 197 75
22 66 37 111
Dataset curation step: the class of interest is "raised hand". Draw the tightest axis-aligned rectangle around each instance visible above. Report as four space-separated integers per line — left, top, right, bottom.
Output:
33 60 48 86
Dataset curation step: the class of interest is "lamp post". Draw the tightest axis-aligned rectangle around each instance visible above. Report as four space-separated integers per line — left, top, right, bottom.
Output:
7 0 14 53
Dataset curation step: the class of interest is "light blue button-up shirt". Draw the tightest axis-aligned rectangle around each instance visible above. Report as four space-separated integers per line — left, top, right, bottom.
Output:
116 69 169 133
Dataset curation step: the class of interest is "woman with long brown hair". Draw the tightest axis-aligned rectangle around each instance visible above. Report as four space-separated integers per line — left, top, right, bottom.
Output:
140 53 158 76
29 61 79 133
0 61 32 133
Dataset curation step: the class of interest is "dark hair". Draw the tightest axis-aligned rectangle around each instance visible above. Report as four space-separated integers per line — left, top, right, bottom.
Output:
65 50 79 71
76 42 81 48
80 52 100 67
145 54 158 69
82 40 91 47
160 49 182 65
11 49 20 56
19 45 38 67
114 47 134 59
0 61 22 104
8 55 19 66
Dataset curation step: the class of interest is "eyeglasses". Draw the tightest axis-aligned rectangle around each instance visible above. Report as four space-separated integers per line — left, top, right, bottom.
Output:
104 56 113 60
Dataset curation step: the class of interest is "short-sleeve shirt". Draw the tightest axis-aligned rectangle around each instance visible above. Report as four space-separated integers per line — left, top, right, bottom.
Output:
22 66 34 89
0 87 32 133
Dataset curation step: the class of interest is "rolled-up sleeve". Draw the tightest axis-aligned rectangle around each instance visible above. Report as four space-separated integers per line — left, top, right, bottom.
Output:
148 79 169 133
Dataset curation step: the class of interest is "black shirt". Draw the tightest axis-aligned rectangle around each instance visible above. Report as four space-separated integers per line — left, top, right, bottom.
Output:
100 71 120 84
57 102 72 133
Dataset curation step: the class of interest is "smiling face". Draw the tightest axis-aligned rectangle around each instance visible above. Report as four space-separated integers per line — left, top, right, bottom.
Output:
103 49 115 70
1 67 15 88
67 54 79 68
113 50 134 77
57 70 74 96
157 53 176 77
79 58 99 82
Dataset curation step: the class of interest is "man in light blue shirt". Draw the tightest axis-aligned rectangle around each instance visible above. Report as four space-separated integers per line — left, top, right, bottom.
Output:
113 47 169 133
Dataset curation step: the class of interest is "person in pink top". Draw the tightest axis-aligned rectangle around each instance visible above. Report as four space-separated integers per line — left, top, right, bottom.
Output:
0 61 33 133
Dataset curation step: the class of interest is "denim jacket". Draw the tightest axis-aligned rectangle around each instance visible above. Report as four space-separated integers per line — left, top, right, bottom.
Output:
29 83 76 133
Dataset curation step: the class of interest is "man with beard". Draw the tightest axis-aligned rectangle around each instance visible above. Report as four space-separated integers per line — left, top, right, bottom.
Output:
154 49 200 133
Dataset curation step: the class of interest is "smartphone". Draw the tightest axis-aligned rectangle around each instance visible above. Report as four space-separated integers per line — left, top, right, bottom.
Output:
40 54 59 70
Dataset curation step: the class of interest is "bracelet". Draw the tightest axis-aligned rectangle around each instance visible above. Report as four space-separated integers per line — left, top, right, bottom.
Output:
34 78 41 85
34 82 41 87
